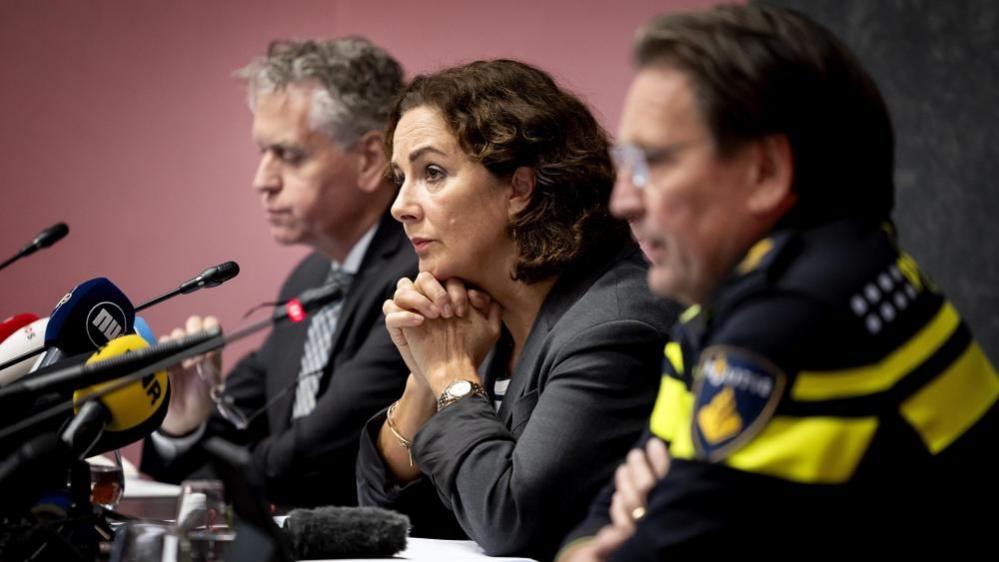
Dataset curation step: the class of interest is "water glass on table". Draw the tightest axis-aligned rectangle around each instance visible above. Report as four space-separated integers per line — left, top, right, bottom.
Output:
87 449 125 510
110 522 177 562
176 479 235 561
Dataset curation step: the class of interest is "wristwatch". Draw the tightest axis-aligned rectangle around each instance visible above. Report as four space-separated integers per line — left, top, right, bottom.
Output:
436 379 488 412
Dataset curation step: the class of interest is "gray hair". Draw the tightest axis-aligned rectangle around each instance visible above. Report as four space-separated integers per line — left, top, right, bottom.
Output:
236 37 404 147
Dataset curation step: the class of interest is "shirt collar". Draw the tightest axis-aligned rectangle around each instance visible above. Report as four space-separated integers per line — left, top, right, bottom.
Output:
332 222 379 275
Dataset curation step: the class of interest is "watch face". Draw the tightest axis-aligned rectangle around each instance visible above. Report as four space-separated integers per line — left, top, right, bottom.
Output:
450 380 473 396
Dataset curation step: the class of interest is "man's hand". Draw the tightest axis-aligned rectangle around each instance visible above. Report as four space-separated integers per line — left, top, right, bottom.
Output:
159 315 223 436
608 437 670 535
559 438 671 562
600 437 671 557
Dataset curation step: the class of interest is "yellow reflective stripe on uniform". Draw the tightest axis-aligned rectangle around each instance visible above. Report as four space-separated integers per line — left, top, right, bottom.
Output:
792 302 959 401
896 252 923 291
900 342 999 454
664 342 684 375
649 375 695 460
679 305 701 324
725 415 878 484
736 237 774 275
669 411 696 460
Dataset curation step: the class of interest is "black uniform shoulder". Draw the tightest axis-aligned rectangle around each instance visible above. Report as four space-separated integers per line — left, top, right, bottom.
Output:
709 218 942 371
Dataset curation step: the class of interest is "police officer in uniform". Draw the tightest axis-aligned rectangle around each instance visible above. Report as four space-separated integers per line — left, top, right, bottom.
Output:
559 5 999 559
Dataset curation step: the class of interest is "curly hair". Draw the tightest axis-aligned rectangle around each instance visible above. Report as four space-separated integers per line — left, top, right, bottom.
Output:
385 59 627 284
237 37 404 147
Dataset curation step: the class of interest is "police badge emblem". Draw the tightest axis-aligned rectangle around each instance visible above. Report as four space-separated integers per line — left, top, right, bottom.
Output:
692 345 786 461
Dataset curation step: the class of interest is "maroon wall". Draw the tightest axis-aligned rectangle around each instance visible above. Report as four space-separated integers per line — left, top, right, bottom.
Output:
0 0 718 464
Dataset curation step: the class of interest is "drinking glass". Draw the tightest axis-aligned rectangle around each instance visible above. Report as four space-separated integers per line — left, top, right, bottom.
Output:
87 449 125 510
110 522 177 562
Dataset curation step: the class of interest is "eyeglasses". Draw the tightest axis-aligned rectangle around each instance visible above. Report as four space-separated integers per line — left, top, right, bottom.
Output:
198 362 313 431
610 139 704 189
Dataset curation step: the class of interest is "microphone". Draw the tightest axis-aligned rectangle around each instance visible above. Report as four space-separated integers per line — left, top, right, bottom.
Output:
0 330 211 405
132 316 157 346
0 335 171 496
1 260 238 372
66 334 172 456
0 313 39 343
0 317 49 385
0 277 134 372
282 506 409 559
27 223 69 252
0 314 40 385
0 432 69 508
0 223 69 272
0 280 348 444
181 261 241 293
135 261 240 313
276 279 350 323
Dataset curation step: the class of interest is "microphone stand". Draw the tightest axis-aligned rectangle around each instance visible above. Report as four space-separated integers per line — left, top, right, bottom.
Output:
133 288 182 313
0 260 238 371
0 223 69 273
134 261 240 313
0 316 277 560
0 281 340 561
0 278 346 446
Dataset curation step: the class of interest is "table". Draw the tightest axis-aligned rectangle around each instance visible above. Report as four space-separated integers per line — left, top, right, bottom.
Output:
118 477 180 521
117 477 537 562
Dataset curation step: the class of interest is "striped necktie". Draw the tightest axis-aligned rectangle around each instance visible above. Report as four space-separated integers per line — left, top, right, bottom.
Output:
291 266 353 419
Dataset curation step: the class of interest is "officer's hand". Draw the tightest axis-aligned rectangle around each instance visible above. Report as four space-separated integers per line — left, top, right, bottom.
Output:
557 438 671 562
608 437 670 534
159 315 222 436
555 538 608 562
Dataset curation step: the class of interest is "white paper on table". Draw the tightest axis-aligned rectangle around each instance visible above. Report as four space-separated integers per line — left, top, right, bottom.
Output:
323 537 537 562
123 477 182 498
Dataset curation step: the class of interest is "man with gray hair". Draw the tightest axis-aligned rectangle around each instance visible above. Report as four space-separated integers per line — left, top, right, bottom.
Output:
141 37 417 507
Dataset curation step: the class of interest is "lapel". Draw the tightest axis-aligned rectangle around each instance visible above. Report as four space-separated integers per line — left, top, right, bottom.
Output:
271 213 407 429
327 213 406 365
496 242 636 422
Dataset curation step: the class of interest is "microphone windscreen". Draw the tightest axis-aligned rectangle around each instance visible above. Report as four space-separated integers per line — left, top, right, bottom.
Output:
45 278 135 355
0 313 39 343
35 222 69 248
0 317 48 385
73 334 170 454
208 261 240 287
282 506 408 559
178 260 241 294
132 316 156 346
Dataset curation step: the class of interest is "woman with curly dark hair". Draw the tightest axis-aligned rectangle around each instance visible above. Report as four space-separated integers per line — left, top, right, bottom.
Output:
355 59 677 561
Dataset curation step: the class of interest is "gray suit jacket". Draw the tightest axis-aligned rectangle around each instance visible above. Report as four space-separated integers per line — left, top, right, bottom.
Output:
356 240 678 561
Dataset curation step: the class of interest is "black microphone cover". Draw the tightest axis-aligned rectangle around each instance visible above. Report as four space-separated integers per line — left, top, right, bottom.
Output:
208 260 240 287
179 261 240 294
282 506 408 559
60 399 107 458
33 222 69 249
19 222 69 256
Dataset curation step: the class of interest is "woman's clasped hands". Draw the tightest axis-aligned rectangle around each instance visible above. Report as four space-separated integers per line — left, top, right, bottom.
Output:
382 272 502 397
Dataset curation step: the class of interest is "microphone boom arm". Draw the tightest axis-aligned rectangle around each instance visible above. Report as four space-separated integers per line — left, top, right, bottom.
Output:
0 280 345 446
